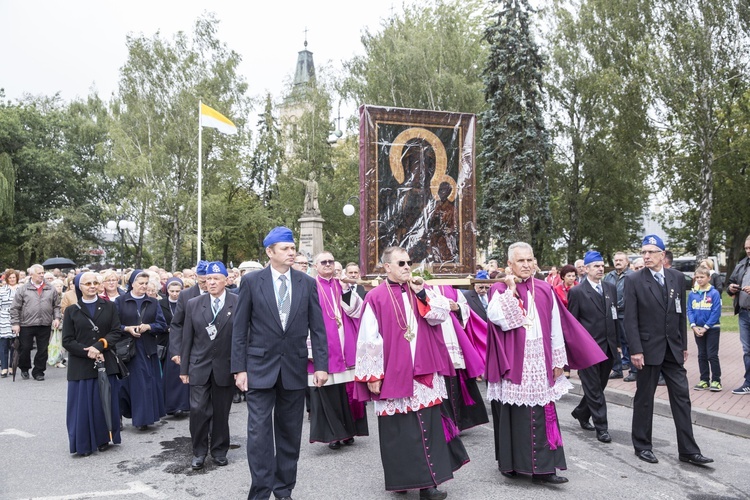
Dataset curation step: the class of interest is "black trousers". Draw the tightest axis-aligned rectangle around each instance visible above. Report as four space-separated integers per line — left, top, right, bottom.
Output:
189 371 234 458
18 325 51 377
245 375 305 500
631 347 700 455
573 349 614 431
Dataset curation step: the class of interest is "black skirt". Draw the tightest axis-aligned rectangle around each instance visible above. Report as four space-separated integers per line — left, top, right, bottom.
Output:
491 400 567 475
378 405 468 491
309 382 368 443
442 373 489 431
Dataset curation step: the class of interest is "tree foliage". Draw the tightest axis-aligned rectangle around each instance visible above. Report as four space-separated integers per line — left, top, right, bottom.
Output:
479 0 552 262
545 0 653 264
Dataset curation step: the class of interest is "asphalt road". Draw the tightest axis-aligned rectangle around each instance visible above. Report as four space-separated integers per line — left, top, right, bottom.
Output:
1 366 749 500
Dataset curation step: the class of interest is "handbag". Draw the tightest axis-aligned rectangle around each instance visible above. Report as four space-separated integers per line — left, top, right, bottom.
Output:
115 337 137 363
73 303 130 378
113 351 130 379
156 344 167 361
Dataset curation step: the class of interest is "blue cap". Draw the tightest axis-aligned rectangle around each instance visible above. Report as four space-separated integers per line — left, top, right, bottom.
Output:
476 270 489 280
263 226 295 247
206 261 228 277
642 234 665 251
196 260 209 276
583 250 604 265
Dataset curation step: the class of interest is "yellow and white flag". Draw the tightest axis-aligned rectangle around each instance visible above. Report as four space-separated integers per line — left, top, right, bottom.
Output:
200 103 237 135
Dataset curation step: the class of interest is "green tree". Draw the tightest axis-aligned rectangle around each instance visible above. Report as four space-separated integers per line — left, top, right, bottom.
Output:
651 0 750 261
479 0 552 262
109 14 252 270
545 0 653 263
341 0 488 113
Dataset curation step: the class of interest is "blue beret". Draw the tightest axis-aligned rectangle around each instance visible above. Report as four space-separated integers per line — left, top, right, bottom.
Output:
196 260 209 276
642 234 665 251
476 270 489 280
206 261 228 277
263 226 295 247
583 250 603 265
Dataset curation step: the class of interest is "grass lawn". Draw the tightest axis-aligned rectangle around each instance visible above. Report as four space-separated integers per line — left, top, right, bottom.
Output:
720 292 739 333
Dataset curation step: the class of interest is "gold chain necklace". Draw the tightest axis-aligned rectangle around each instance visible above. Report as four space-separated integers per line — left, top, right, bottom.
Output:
386 281 416 342
316 276 342 328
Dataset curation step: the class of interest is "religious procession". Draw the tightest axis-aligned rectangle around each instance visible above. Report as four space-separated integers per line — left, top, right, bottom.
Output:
4 1 750 499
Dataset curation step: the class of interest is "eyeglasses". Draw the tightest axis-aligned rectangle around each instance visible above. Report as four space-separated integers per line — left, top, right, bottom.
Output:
641 250 663 256
318 260 334 266
392 260 412 267
81 281 100 287
295 261 309 266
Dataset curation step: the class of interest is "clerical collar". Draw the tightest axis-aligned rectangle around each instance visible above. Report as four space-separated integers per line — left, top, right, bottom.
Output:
82 297 98 304
130 292 145 299
169 298 178 303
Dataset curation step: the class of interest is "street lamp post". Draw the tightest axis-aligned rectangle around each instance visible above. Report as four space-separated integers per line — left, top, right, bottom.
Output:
106 219 136 276
343 196 359 217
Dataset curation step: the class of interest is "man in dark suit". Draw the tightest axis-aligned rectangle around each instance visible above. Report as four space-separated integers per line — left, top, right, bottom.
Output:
624 235 713 466
180 262 237 469
232 227 329 500
567 251 618 443
169 260 208 363
462 270 490 322
344 262 367 299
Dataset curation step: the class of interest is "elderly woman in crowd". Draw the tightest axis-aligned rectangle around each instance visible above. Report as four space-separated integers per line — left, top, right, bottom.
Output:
553 264 578 307
115 270 167 430
62 272 124 456
0 269 21 378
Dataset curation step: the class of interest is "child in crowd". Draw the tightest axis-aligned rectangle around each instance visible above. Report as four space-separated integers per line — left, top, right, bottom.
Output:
687 266 723 391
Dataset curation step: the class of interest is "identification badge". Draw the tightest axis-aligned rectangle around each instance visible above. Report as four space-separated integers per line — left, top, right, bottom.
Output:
675 299 682 314
611 306 618 320
206 324 217 340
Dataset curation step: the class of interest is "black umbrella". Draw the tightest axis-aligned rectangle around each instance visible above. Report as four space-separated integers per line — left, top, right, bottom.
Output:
42 257 76 269
95 359 114 442
10 337 19 382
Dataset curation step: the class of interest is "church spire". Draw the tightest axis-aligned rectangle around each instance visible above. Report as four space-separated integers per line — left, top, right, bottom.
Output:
293 28 315 89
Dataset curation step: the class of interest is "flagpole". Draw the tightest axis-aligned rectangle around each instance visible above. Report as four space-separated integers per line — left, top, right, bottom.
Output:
197 99 203 266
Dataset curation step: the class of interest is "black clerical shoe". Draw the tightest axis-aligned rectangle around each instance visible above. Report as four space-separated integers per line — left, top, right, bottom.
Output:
636 450 658 463
33 374 45 381
191 455 206 470
97 443 110 452
679 453 714 466
343 437 355 445
609 371 623 379
328 441 341 450
500 470 519 479
419 487 447 500
532 474 569 484
571 411 595 431
136 425 148 431
212 456 228 466
596 431 612 443
173 410 188 419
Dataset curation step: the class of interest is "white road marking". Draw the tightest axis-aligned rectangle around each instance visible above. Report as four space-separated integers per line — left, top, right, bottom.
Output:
0 428 35 438
23 481 166 500
568 456 609 479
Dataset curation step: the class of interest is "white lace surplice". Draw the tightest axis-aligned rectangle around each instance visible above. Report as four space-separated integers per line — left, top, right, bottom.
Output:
355 288 449 416
486 287 572 406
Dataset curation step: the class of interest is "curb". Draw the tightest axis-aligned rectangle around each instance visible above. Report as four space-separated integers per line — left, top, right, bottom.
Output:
568 382 750 439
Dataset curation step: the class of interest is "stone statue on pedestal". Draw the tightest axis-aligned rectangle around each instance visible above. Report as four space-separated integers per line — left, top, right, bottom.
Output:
294 171 320 216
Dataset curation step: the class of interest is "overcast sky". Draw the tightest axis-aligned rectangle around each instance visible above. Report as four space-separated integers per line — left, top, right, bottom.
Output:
0 1 405 120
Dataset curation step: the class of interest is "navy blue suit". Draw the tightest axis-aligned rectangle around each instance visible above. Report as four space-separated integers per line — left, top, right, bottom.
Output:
231 266 328 500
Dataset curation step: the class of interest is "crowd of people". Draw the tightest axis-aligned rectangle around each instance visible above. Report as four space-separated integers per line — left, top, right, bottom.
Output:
3 230 750 500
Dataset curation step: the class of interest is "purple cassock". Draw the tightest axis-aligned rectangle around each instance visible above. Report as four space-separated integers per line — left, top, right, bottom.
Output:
307 277 359 375
354 281 454 402
486 278 607 386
